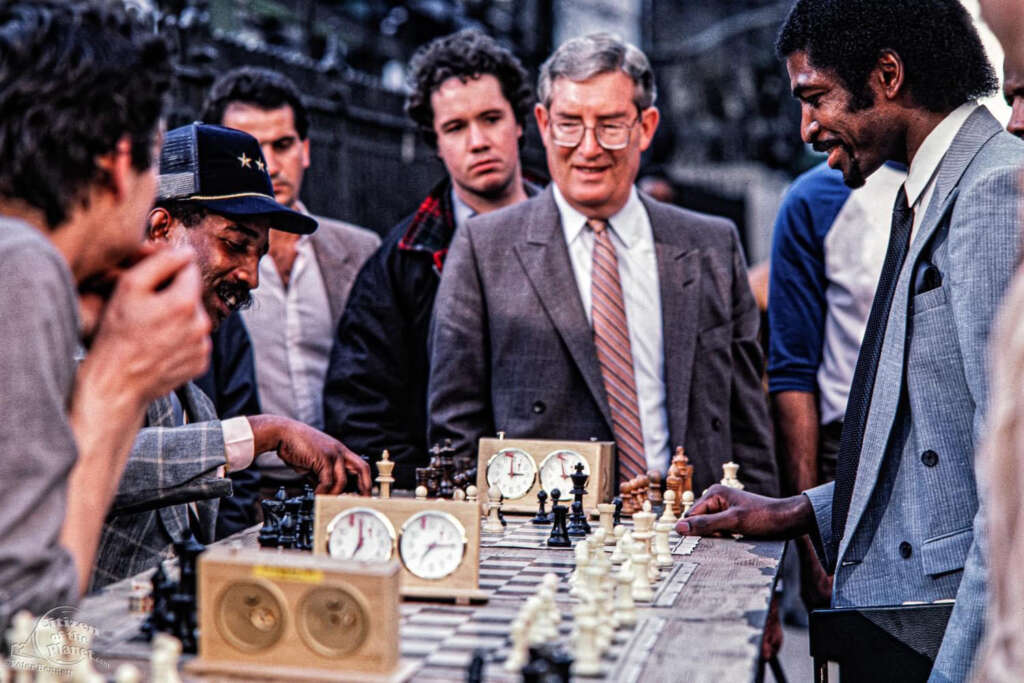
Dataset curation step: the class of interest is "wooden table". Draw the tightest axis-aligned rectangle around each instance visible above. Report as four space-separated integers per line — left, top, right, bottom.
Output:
79 519 783 682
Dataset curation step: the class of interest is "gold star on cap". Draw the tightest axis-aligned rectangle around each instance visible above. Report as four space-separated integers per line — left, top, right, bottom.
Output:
237 152 252 168
255 159 265 172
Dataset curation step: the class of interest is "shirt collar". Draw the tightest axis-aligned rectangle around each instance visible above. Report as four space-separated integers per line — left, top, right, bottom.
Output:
450 187 477 232
553 184 643 248
904 101 979 208
288 200 313 246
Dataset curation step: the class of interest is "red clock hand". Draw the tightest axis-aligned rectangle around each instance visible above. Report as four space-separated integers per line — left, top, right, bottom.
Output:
353 518 365 557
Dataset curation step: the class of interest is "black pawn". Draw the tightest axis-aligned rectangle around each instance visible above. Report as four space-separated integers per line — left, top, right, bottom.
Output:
531 489 551 525
550 488 562 508
613 496 623 527
546 505 571 547
173 531 205 600
278 506 297 549
141 563 168 639
466 648 487 683
546 647 573 683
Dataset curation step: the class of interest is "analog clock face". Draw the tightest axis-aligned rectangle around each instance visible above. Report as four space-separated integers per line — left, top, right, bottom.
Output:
485 447 537 500
539 449 589 497
398 511 467 580
325 508 396 562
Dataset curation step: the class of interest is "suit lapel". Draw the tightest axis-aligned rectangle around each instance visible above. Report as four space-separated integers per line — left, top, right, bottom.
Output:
310 225 350 326
641 196 701 447
513 188 613 430
836 107 1001 562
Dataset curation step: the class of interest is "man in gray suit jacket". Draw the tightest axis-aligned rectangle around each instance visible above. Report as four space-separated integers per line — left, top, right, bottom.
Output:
679 2 1024 679
428 34 778 496
91 123 372 589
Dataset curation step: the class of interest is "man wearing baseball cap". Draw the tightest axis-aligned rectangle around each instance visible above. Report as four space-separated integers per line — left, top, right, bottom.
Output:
90 123 372 589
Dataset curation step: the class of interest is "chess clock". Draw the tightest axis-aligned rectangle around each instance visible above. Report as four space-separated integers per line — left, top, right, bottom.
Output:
188 546 416 682
398 510 468 579
326 508 396 562
314 496 488 603
538 449 590 496
476 436 615 514
485 447 537 500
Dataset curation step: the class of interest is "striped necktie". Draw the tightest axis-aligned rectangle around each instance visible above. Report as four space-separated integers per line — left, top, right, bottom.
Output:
588 218 646 482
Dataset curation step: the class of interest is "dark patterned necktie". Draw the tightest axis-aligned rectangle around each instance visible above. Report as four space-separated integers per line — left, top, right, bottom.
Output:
588 218 647 482
829 186 913 568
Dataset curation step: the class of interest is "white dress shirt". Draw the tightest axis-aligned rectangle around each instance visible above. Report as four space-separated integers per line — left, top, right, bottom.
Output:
905 101 980 241
553 184 671 472
243 226 333 472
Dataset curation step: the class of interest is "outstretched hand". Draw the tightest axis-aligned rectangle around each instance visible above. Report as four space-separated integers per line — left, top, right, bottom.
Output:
250 415 372 495
674 484 813 540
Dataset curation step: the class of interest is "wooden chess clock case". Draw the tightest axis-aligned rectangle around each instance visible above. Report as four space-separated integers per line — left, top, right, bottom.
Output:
187 546 415 682
313 495 489 603
475 436 615 514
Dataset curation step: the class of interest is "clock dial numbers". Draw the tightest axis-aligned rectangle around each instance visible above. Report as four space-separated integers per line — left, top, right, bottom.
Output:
398 511 467 580
539 449 589 495
485 447 537 500
325 508 396 562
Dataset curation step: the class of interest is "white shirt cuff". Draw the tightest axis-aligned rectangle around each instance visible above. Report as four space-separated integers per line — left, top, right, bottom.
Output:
221 416 255 473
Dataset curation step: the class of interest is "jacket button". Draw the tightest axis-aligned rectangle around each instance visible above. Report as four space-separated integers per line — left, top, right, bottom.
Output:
921 450 938 467
899 541 912 559
711 417 722 431
532 401 546 415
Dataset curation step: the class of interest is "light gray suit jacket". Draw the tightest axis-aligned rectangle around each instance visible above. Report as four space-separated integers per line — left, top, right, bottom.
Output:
308 213 381 327
90 383 230 590
805 107 1024 681
428 187 778 495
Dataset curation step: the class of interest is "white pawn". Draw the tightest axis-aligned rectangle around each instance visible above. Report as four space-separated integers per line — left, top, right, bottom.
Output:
483 486 504 534
660 490 679 525
542 573 563 627
151 633 182 683
681 490 695 515
613 564 638 626
609 526 629 563
453 488 466 501
570 540 590 596
631 551 655 602
597 503 615 541
114 664 142 683
654 521 674 568
571 602 602 676
415 484 428 501
466 485 479 503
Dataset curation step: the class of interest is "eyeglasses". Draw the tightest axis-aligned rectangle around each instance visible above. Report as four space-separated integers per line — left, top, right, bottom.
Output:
549 117 640 150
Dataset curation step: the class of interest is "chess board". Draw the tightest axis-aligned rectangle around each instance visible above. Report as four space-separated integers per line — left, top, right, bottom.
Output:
481 516 700 556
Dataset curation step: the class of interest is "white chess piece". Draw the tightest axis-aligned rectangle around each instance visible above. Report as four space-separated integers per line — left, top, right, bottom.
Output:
571 602 602 676
466 485 479 503
654 522 674 568
721 461 744 490
503 617 529 672
660 490 678 525
596 503 615 540
609 525 628 562
630 550 655 602
681 490 695 516
415 485 428 501
375 449 395 499
114 664 142 683
613 563 638 626
483 486 504 534
150 633 182 683
453 488 466 501
569 540 590 596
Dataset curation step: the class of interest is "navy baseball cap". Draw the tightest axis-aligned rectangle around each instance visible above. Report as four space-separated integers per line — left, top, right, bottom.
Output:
157 122 317 235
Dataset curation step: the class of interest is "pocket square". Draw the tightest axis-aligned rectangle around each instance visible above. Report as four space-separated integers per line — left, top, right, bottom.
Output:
913 261 943 294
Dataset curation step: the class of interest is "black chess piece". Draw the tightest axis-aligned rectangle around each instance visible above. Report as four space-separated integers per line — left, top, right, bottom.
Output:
566 462 591 536
498 494 507 527
173 531 205 599
140 562 169 640
546 504 571 547
550 488 562 508
258 501 281 548
278 501 299 549
438 439 456 499
466 648 487 683
521 655 550 682
296 485 315 551
531 489 551 525
613 496 623 527
545 647 573 683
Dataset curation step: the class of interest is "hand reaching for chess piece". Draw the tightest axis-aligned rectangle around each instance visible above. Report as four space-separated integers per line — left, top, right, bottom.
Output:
247 415 372 495
675 485 813 539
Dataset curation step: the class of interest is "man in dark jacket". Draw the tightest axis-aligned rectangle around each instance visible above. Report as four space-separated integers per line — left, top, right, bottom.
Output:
323 30 539 487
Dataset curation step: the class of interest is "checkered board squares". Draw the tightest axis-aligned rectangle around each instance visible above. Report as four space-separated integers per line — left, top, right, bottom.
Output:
482 518 700 556
398 602 666 681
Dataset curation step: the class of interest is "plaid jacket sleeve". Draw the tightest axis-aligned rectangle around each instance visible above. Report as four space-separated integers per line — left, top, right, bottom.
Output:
109 383 232 516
